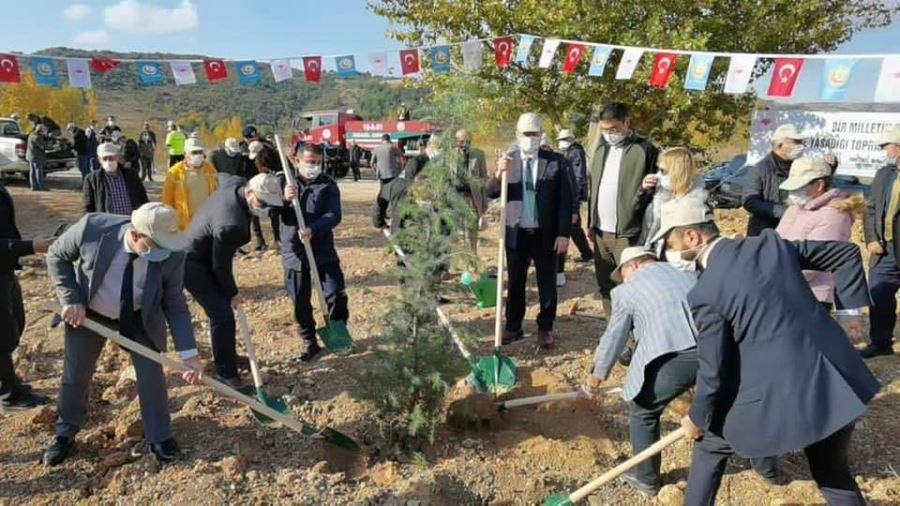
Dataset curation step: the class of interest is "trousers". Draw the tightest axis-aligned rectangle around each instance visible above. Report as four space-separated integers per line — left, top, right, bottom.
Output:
868 243 900 349
506 229 558 332
184 258 237 378
284 262 349 348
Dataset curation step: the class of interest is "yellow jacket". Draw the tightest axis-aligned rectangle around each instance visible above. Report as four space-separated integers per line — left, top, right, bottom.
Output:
162 160 218 230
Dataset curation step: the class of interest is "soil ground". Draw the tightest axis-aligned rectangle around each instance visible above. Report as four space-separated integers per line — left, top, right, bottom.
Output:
0 169 897 505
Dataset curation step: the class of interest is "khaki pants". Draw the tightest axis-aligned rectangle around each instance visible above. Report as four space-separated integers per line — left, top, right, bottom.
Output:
592 230 635 298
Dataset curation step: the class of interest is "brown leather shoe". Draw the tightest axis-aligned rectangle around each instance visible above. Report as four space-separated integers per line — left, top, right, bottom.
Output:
537 330 555 350
501 329 525 345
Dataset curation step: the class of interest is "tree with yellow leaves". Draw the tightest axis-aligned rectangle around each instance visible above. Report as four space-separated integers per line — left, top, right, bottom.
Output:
0 72 97 130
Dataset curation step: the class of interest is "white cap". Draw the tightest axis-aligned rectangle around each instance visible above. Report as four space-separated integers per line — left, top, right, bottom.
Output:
131 203 190 251
248 140 264 160
97 142 120 158
224 137 240 153
651 198 714 244
185 137 204 153
772 123 805 142
247 173 284 208
66 122 76 131
610 247 657 283
110 130 122 142
779 157 831 191
516 112 542 134
877 126 900 147
540 133 550 146
556 129 574 141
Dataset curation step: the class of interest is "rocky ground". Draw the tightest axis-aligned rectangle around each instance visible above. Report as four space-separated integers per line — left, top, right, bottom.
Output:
0 169 898 505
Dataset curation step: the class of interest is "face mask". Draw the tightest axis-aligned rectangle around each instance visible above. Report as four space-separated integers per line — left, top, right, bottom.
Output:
786 145 804 160
249 205 270 218
885 150 900 165
302 163 322 180
225 147 240 157
558 141 572 150
456 141 470 151
188 154 205 167
603 132 626 146
518 135 541 155
788 190 811 207
101 160 118 172
107 121 115 127
658 174 672 191
665 250 697 272
141 247 171 263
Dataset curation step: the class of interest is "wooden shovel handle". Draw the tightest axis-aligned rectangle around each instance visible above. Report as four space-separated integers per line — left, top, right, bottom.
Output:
494 169 508 348
235 307 264 389
499 386 622 409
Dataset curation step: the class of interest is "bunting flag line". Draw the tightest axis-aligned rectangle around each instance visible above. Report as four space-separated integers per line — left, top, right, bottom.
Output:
430 46 451 73
236 60 261 85
615 48 644 80
0 54 21 83
30 57 59 87
301 56 321 83
272 59 293 83
562 43 586 74
135 61 164 86
204 59 228 82
516 35 535 65
538 38 560 68
335 55 357 79
649 53 677 88
493 36 514 68
874 56 900 103
820 58 857 101
400 49 420 75
170 61 196 86
768 58 804 97
684 53 715 91
90 58 120 74
587 45 613 77
369 52 388 75
67 59 92 89
723 55 757 94
462 39 483 70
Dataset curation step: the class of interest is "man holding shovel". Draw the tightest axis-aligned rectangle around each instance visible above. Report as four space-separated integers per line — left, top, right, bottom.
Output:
43 203 204 466
280 144 349 362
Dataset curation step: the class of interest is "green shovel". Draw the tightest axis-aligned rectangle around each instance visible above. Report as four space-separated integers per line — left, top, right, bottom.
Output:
236 307 289 425
274 135 353 355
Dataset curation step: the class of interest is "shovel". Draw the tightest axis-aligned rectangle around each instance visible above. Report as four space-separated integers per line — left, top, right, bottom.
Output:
43 301 360 452
383 229 490 393
497 385 622 411
235 307 289 425
543 427 686 505
274 135 353 355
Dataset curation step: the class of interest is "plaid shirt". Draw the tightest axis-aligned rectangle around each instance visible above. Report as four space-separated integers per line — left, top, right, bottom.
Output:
106 171 133 216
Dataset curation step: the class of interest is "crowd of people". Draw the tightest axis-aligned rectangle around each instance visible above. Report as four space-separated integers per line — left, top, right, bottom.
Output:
1 101 898 505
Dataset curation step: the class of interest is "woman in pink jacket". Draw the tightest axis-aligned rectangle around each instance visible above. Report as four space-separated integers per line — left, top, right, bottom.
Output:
776 157 864 311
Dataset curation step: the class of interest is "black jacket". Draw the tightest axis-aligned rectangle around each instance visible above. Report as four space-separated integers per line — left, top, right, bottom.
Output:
72 128 90 156
81 167 149 215
864 164 900 260
185 174 251 298
122 139 140 170
742 152 791 236
564 142 588 203
0 182 32 274
279 171 342 270
210 149 253 178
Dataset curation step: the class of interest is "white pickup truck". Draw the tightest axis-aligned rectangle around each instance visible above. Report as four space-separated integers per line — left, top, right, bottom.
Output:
0 117 77 178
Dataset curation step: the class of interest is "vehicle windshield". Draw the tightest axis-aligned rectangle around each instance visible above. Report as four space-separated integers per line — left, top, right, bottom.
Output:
0 120 21 136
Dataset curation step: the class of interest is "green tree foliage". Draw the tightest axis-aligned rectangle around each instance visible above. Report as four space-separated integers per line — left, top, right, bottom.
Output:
369 0 897 151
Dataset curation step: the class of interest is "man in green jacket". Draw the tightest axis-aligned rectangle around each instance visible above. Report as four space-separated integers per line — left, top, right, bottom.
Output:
587 103 659 312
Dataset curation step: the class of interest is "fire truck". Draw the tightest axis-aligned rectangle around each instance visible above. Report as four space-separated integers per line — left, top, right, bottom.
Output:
291 109 435 178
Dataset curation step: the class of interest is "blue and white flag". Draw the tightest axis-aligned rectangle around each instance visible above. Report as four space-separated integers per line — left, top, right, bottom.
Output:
587 45 613 77
335 55 356 79
135 61 164 86
236 60 261 85
820 58 857 101
30 57 58 87
515 35 534 65
430 46 451 73
684 53 715 90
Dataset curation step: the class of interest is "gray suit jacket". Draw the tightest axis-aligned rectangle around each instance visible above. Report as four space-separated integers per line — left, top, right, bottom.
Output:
371 142 402 180
46 213 196 353
592 262 699 400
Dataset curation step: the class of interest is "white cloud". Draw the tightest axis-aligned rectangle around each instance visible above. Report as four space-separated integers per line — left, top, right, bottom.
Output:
72 30 110 47
63 4 92 21
103 0 198 35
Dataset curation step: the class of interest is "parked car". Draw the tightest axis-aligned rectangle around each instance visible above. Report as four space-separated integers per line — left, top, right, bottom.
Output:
705 154 869 209
0 116 77 179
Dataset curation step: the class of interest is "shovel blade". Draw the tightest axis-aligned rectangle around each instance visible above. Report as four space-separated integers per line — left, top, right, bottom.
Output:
318 427 362 452
318 320 353 355
465 370 490 393
250 387 291 426
473 354 517 393
542 493 574 506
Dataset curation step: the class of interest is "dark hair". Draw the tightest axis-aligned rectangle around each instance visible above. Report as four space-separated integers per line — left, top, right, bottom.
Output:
674 222 720 238
381 134 391 142
301 143 324 157
594 102 629 122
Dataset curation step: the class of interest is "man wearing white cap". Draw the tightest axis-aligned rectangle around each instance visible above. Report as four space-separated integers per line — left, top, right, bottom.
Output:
743 123 839 237
584 246 698 496
82 142 148 215
162 137 218 230
489 112 572 349
861 125 900 358
210 138 250 178
555 128 593 286
44 203 204 466
656 198 878 505
183 173 285 388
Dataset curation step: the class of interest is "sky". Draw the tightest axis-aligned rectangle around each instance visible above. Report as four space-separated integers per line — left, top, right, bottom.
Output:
1 0 899 101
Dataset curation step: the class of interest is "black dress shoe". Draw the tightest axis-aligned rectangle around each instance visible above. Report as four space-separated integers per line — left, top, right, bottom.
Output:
619 470 660 497
1 389 49 411
149 438 182 463
299 344 323 363
42 436 74 466
859 344 894 359
254 241 268 252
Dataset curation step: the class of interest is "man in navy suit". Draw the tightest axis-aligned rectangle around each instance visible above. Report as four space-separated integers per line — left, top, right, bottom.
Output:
653 199 880 505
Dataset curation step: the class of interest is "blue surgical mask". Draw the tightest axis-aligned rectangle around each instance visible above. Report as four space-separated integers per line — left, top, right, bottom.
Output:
141 247 172 263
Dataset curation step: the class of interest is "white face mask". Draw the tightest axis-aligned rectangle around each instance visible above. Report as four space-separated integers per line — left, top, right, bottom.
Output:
665 250 697 272
788 190 811 207
558 140 572 151
188 153 205 167
518 135 541 155
249 205 270 218
301 163 322 180
786 145 804 160
225 147 241 157
101 160 118 172
885 149 900 165
658 174 672 191
603 132 627 146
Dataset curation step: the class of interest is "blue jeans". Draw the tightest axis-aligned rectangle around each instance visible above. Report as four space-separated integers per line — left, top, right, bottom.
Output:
29 161 45 191
868 242 900 349
77 155 92 179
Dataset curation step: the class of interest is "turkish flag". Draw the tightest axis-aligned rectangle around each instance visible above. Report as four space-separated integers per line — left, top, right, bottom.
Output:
303 56 322 82
561 43 586 74
493 36 514 68
0 54 21 83
90 58 120 74
768 58 804 97
399 49 420 75
648 53 678 88
204 59 228 82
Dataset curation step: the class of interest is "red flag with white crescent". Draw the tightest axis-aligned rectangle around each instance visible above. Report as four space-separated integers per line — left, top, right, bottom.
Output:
399 49 420 75
493 36 514 69
561 43 586 74
303 56 322 82
0 54 21 83
768 58 804 97
648 53 678 88
203 59 228 82
90 58 120 74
